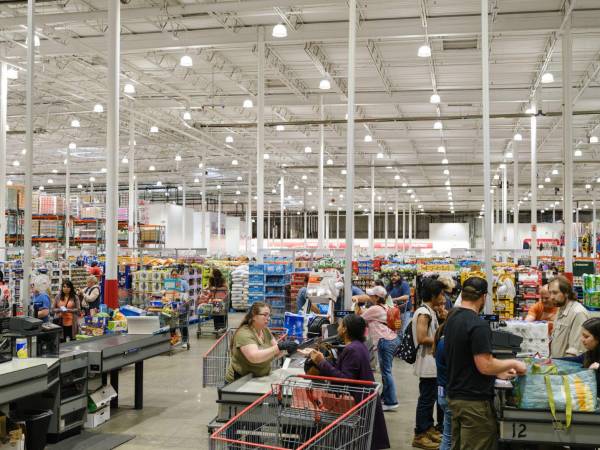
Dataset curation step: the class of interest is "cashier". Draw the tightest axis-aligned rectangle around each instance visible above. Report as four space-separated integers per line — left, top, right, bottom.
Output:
31 275 51 323
560 318 600 396
225 302 297 383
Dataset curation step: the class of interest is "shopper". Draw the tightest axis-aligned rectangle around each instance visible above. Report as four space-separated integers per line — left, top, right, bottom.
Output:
309 314 390 450
170 268 190 294
78 275 101 317
549 276 590 358
53 279 80 342
434 314 453 450
560 318 600 396
386 272 411 310
206 268 229 332
31 275 51 323
412 277 445 449
354 285 401 411
87 261 103 281
445 277 526 450
437 275 455 311
225 302 296 383
525 285 557 333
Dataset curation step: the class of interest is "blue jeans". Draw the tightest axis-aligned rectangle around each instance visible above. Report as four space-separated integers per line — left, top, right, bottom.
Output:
437 390 452 450
377 336 400 406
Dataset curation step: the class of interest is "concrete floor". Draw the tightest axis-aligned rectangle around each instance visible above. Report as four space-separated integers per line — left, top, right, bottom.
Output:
99 312 419 449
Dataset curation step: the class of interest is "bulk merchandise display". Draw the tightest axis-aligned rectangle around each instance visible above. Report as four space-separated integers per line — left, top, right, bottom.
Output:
230 265 249 311
249 260 293 328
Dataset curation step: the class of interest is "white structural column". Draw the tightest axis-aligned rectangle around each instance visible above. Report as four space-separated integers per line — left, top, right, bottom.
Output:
530 115 538 266
502 165 507 247
22 0 35 307
182 181 186 241
325 212 329 249
104 0 120 310
200 161 206 249
481 0 493 311
280 176 284 247
563 20 574 274
217 193 222 253
513 143 519 250
394 196 398 251
369 163 375 256
0 61 7 262
491 189 495 246
303 189 307 246
402 207 406 257
247 167 252 253
575 204 579 256
267 204 270 245
256 27 265 261
336 208 340 248
408 203 412 254
593 191 597 259
65 142 71 252
128 108 135 249
384 199 388 252
318 95 325 249
343 0 357 308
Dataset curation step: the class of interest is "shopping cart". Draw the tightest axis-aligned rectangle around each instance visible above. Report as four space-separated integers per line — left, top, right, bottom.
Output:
202 327 291 388
210 374 380 450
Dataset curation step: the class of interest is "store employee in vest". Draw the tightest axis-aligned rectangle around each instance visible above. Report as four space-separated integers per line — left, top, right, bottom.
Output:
445 277 526 450
549 276 590 357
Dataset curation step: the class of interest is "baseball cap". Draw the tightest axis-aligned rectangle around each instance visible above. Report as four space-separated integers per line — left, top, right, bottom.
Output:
366 286 387 299
462 277 488 296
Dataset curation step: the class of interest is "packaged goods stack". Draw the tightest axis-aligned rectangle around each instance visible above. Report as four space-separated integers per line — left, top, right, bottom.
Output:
0 260 23 304
290 272 309 312
248 264 265 308
493 272 517 320
201 266 212 289
248 261 292 328
70 266 91 292
38 195 66 215
181 265 202 308
515 271 541 316
230 265 249 311
504 321 549 357
352 259 374 292
583 274 600 310
131 269 169 306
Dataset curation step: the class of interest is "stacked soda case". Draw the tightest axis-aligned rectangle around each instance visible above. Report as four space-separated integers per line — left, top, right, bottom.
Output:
290 272 309 312
583 274 600 309
515 271 541 315
248 262 293 327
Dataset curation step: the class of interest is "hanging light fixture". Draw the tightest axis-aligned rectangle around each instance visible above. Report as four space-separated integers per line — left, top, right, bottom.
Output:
6 67 18 80
263 153 270 160
586 184 592 189
341 169 347 175
430 93 441 104
150 126 159 133
513 133 523 141
71 119 80 128
433 121 443 130
225 135 234 144
272 24 288 38
417 44 431 58
122 157 129 164
12 160 19 167
183 111 192 121
77 184 83 189
243 99 253 108
304 146 312 153
156 181 162 187
89 176 96 182
276 124 285 131
574 149 583 157
237 176 243 181
319 79 331 90
6 180 12 186
376 152 384 159
552 169 559 175
326 158 333 165
232 159 239 165
541 72 554 84
443 169 449 175
180 55 193 67
590 136 599 144
364 134 373 142
93 104 104 113
175 154 182 162
394 174 400 180
437 146 446 153
194 178 200 183
504 150 513 159
441 158 448 164
47 179 54 184
149 165 156 171
124 83 135 94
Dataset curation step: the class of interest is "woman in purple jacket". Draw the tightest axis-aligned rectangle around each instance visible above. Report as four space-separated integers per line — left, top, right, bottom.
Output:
309 314 391 450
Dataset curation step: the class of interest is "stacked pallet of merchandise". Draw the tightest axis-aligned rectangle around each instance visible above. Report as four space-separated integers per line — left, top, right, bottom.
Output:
248 261 292 328
69 266 91 292
515 270 540 316
352 259 374 292
493 271 517 320
39 195 66 215
230 265 249 311
131 268 169 306
181 265 202 303
583 274 600 310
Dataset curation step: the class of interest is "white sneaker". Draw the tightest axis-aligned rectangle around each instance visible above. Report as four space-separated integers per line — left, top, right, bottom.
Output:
382 403 399 411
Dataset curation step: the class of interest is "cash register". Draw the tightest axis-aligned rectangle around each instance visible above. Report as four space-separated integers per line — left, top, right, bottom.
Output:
482 314 523 359
0 316 62 358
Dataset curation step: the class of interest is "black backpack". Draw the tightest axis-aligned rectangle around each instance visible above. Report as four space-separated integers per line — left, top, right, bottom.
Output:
396 320 419 364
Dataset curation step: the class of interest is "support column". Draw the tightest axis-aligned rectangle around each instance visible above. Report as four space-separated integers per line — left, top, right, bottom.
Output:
336 208 340 248
384 199 388 253
23 0 35 307
344 0 357 309
0 61 7 262
267 204 271 246
318 95 325 249
280 176 284 247
402 207 406 257
408 203 412 254
531 114 538 266
65 141 71 252
394 195 398 252
303 189 307 247
247 167 252 254
481 0 493 311
104 0 120 310
593 191 597 259
128 108 135 249
369 162 375 256
563 18 574 274
200 162 206 249
182 181 186 242
502 165 507 248
513 142 519 250
575 203 579 257
217 193 222 254
256 28 265 261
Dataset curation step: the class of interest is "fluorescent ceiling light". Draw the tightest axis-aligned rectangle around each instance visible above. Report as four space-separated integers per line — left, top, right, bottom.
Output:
198 162 204 168
326 158 333 165
441 158 448 164
505 151 513 159
538 184 544 189
364 134 373 142
236 190 241 195
150 126 159 133
12 160 19 167
574 149 582 157
93 104 104 113
301 175 308 180
89 177 95 182
6 68 18 80
304 146 312 153
156 181 162 186
77 184 82 189
552 169 559 175
122 157 128 164
319 79 331 90
52 169 58 174
376 152 384 159
180 55 193 67
341 169 347 175
232 159 238 165
443 169 449 175
194 178 200 183
493 174 500 180
276 125 285 131
243 99 253 108
124 83 135 94
430 93 441 104
38 185 44 191
47 179 53 184
175 154 182 162
272 23 287 38
6 180 12 186
237 176 243 181
417 44 431 58
544 177 551 183
586 184 592 189
217 185 221 190
525 105 536 114
101 168 107 173
294 185 299 190
597 177 600 183
402 182 407 187
149 165 155 171
513 133 523 141
71 119 80 128
541 72 554 84
394 174 400 180
225 135 234 143
183 111 192 121
590 136 599 144
263 153 270 159
437 146 446 153
433 121 443 130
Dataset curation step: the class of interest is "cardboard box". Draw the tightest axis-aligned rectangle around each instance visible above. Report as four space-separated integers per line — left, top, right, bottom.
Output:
88 385 117 412
84 406 110 429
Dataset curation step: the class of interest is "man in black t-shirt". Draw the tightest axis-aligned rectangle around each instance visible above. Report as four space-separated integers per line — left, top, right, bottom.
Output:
445 277 526 450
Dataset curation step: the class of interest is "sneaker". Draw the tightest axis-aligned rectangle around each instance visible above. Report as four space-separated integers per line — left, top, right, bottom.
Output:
425 427 442 444
412 434 440 450
382 403 399 411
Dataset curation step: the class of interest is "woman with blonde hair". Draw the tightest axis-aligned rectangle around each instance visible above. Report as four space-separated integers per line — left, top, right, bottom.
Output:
78 275 101 316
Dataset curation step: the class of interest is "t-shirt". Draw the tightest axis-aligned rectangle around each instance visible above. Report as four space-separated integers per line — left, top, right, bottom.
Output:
361 304 398 343
526 301 558 334
32 293 51 323
445 308 495 400
412 304 438 378
225 325 275 383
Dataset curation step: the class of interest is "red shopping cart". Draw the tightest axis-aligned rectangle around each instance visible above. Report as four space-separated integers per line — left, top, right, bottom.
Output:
202 328 290 388
210 374 380 450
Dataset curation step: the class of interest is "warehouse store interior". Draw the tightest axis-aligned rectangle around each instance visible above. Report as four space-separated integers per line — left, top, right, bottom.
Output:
1 0 600 449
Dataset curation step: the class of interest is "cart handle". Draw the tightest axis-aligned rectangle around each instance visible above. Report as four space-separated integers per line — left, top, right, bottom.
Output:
296 374 376 386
